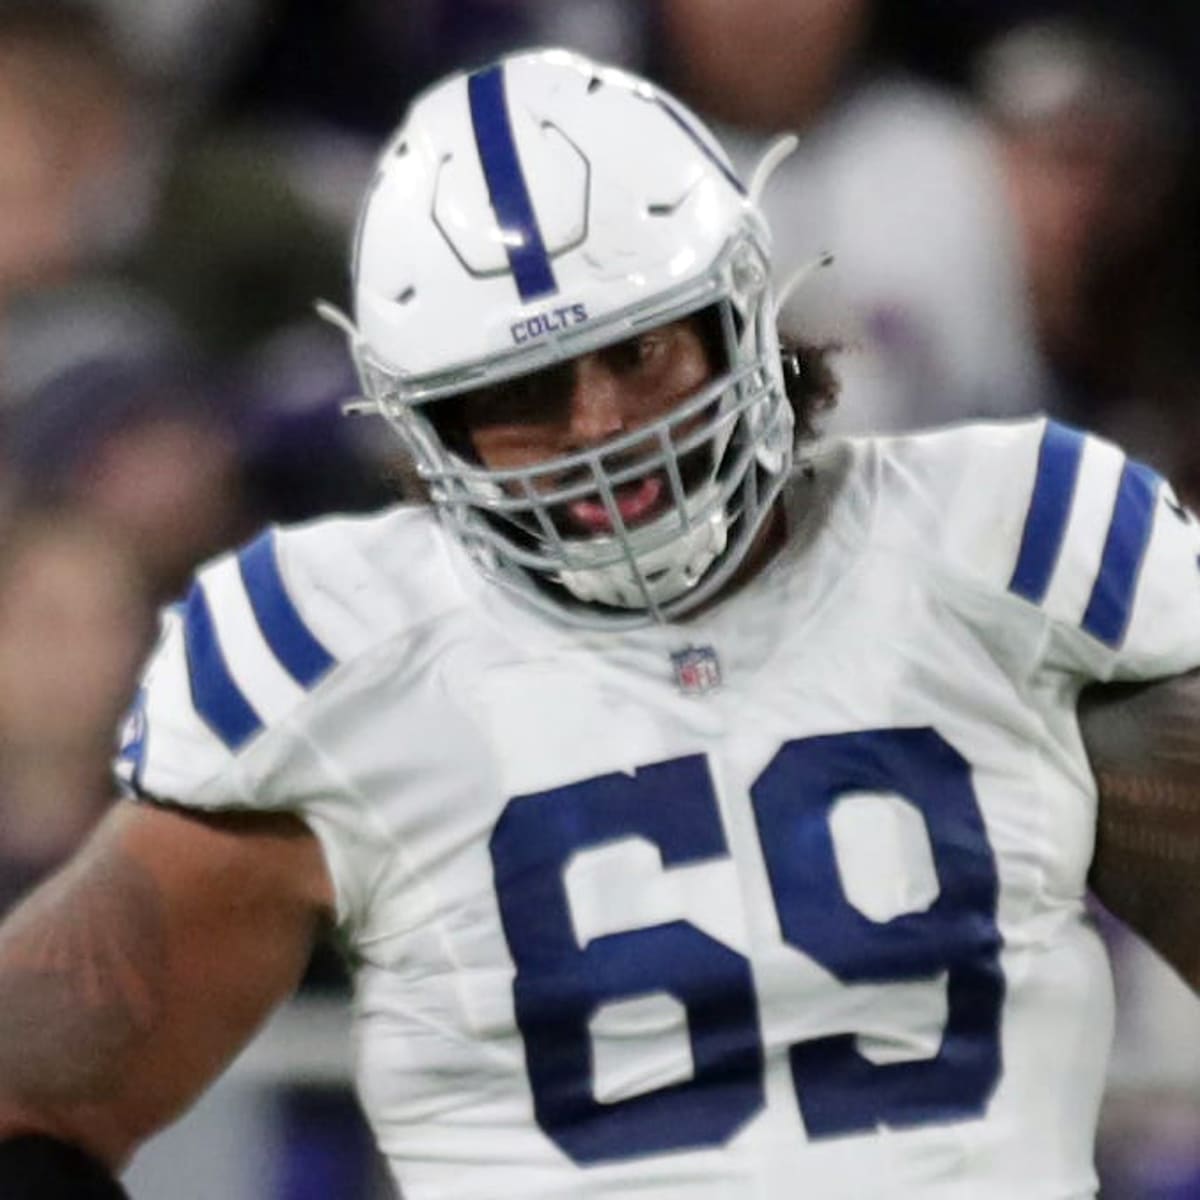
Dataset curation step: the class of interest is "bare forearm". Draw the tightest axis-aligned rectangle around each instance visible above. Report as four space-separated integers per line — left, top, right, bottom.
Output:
0 802 332 1166
0 842 167 1152
1081 670 1200 990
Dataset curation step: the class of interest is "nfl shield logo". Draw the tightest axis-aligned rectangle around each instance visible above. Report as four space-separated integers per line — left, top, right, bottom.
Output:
670 645 722 695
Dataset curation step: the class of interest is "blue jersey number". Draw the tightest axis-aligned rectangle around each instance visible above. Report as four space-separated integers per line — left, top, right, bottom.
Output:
489 728 1004 1164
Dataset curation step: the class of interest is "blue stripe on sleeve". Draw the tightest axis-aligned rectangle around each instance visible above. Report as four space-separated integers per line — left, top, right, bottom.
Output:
114 686 148 793
1080 459 1162 648
182 583 263 750
238 531 336 689
468 64 558 302
1008 421 1086 605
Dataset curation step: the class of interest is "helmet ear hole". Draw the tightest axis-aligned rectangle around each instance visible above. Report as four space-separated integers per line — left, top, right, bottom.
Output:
694 304 731 375
424 394 477 463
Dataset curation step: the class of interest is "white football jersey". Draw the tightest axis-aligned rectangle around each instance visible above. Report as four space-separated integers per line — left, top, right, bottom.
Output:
117 418 1200 1200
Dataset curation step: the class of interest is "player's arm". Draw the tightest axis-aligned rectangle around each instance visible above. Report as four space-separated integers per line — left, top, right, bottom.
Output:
0 796 335 1182
1080 667 1200 992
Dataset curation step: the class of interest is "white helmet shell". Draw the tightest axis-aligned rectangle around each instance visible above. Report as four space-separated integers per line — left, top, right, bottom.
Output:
354 49 763 388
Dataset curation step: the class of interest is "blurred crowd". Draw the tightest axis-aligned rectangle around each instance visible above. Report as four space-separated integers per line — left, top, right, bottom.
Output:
1 2 1198 1197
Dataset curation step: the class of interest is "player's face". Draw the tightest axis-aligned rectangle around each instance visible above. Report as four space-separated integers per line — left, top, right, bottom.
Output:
460 316 714 536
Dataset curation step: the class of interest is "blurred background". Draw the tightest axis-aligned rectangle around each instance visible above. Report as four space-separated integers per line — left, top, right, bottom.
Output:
0 1 1197 1196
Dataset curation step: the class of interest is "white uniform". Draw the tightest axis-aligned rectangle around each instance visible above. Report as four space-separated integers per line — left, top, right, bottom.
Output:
117 418 1200 1200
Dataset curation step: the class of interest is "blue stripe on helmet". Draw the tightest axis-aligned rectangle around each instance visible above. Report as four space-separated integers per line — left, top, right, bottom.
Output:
238 530 336 688
653 96 747 196
182 582 263 750
1081 458 1161 647
1008 421 1086 605
468 64 558 302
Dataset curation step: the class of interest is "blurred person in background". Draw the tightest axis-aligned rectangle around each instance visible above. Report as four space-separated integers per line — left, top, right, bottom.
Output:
0 508 150 917
0 283 244 928
0 0 353 364
0 47 1195 1200
90 0 265 121
224 0 646 138
1 284 249 601
973 18 1200 505
0 4 221 954
0 2 153 321
657 0 1049 436
236 322 401 526
127 128 352 357
660 0 870 132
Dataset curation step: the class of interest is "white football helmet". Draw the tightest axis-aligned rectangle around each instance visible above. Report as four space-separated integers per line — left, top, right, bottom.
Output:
335 48 794 627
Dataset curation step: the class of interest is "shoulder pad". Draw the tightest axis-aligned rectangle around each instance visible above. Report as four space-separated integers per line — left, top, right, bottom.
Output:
116 505 464 802
872 419 1200 673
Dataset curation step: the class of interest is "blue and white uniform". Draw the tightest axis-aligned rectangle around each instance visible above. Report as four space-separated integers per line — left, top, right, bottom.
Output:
117 418 1200 1200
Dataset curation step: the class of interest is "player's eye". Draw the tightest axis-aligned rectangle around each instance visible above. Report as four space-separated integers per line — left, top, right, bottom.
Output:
600 332 664 376
469 363 575 427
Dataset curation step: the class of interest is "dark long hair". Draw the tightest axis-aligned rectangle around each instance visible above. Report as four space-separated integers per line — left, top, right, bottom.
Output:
781 336 841 442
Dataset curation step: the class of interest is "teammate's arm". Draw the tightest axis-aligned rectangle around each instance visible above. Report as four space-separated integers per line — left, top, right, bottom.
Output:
1080 667 1200 991
0 798 334 1176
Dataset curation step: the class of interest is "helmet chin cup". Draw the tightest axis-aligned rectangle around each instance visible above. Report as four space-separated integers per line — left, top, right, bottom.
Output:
347 49 793 628
557 484 729 611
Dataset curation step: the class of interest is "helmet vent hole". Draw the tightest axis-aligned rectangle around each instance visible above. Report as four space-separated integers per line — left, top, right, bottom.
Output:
395 286 416 305
588 76 604 94
394 141 409 157
646 186 693 218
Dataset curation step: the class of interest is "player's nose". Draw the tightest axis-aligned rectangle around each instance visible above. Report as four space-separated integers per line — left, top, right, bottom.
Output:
565 356 626 449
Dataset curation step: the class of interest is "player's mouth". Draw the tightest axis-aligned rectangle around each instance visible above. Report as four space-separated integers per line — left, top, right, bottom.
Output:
563 472 668 535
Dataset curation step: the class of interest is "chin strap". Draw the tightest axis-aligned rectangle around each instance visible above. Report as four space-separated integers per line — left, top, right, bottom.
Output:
0 1134 130 1199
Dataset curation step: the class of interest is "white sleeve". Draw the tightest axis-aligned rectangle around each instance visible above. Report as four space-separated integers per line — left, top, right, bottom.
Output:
114 526 339 810
877 417 1200 685
112 515 450 932
1002 420 1200 681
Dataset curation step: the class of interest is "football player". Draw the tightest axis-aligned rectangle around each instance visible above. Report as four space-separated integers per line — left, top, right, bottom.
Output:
0 48 1197 1200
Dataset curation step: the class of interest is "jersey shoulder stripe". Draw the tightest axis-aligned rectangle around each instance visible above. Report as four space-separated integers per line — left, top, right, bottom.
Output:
1005 419 1162 649
130 501 463 782
182 582 264 751
1007 420 1084 605
237 529 336 688
115 685 150 794
1079 458 1161 647
122 505 469 803
180 529 343 753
